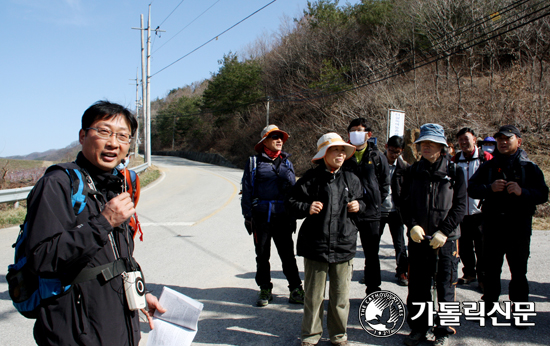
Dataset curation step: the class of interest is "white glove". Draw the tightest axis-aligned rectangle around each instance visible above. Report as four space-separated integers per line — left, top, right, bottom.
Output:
429 231 448 249
410 226 425 243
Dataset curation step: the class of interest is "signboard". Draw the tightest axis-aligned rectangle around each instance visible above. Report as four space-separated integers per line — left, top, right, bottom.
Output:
387 109 405 139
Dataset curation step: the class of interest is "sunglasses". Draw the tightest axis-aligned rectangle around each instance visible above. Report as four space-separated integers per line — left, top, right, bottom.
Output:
268 134 284 140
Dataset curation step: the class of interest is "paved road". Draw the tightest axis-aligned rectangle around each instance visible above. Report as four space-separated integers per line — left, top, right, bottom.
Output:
0 155 548 345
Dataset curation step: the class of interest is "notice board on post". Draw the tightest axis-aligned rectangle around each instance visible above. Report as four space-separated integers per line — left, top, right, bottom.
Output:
387 109 405 140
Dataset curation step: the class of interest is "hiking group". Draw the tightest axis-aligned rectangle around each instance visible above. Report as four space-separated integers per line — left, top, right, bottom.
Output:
241 121 548 346
6 100 548 346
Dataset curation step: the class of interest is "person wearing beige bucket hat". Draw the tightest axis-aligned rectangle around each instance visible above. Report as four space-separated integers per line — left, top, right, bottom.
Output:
241 124 304 307
286 133 365 346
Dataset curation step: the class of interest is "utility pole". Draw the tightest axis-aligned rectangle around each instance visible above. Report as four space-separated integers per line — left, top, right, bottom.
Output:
134 69 141 158
132 7 164 167
132 15 147 162
146 5 152 166
266 96 270 126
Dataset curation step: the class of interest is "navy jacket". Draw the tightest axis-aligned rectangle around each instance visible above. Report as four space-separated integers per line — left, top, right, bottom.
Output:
468 148 548 218
25 153 141 346
241 151 295 218
286 165 365 263
343 142 391 221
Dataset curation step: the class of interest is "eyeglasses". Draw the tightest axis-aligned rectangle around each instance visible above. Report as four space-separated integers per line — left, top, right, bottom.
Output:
268 134 283 140
87 127 132 144
387 148 403 154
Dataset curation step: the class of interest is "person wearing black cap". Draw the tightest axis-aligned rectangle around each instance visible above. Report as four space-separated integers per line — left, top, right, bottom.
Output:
468 125 548 325
241 125 304 307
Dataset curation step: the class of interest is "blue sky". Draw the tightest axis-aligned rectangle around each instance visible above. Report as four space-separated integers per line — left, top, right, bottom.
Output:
0 0 360 158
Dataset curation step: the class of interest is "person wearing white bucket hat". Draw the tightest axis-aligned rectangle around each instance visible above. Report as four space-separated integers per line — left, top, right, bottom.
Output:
401 123 467 346
241 125 304 307
286 133 364 346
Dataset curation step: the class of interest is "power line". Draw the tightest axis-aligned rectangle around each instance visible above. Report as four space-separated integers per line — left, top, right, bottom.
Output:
150 0 550 121
153 0 223 55
151 0 278 77
273 0 547 102
157 0 187 28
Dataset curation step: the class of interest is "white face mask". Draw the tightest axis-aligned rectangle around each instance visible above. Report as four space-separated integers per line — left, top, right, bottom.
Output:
349 131 366 146
116 159 129 171
482 145 495 154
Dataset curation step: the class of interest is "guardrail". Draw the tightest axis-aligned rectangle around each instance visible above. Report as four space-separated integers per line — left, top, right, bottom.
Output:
0 163 150 204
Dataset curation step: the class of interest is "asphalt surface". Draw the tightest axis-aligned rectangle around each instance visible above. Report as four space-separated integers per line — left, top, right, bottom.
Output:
0 155 548 345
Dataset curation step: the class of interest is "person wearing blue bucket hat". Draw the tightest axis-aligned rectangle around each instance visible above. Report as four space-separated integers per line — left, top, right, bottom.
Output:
402 123 467 346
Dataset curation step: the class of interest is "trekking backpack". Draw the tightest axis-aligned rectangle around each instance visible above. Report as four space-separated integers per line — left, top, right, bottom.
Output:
7 165 95 319
121 168 143 241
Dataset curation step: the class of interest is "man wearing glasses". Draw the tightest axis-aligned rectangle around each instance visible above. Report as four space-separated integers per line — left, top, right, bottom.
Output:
24 101 163 345
241 125 304 307
379 135 410 286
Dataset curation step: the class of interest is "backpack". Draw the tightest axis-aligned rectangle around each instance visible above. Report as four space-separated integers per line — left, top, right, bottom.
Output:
7 166 96 318
121 168 143 241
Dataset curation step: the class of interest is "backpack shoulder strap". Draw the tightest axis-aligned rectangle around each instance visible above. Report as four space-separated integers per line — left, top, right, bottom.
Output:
249 155 258 189
447 159 457 187
45 163 92 215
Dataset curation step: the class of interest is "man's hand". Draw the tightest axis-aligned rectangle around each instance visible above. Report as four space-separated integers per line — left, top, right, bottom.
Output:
429 231 448 249
101 192 135 228
244 218 253 235
309 201 323 215
347 200 359 213
491 179 507 192
506 181 522 196
141 293 167 330
410 226 425 243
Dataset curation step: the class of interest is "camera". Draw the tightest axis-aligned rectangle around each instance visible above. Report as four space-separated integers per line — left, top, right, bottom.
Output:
123 271 146 310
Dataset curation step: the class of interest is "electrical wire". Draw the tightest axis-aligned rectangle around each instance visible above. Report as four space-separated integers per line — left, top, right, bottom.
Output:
151 0 278 77
149 0 550 121
153 0 223 55
158 0 187 28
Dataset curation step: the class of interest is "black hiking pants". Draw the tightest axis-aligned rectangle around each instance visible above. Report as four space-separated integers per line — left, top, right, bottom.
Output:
407 239 459 336
482 216 532 304
358 220 381 293
458 213 484 282
252 212 302 291
379 211 409 276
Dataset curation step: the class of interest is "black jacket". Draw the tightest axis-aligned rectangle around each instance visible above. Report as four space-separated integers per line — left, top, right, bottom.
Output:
26 153 141 346
286 165 365 263
343 142 390 221
385 155 410 214
468 148 548 218
402 155 467 240
241 151 295 218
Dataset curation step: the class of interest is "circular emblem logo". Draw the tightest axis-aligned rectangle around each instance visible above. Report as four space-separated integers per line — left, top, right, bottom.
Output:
359 290 406 337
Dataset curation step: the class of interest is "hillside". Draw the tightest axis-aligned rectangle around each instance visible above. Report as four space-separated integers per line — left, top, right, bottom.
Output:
4 141 81 162
146 0 550 176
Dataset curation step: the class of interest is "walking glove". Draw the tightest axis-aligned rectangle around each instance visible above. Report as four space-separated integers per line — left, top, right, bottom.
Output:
410 225 425 243
429 231 447 249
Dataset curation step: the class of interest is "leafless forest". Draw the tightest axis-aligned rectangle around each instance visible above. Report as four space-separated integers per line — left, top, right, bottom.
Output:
150 0 550 177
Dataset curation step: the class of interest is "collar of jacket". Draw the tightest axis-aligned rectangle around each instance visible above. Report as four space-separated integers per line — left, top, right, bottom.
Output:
75 152 123 198
417 155 448 179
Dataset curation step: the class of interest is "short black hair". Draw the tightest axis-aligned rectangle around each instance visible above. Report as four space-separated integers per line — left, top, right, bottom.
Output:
456 127 475 139
82 101 138 136
347 118 372 132
386 135 404 149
